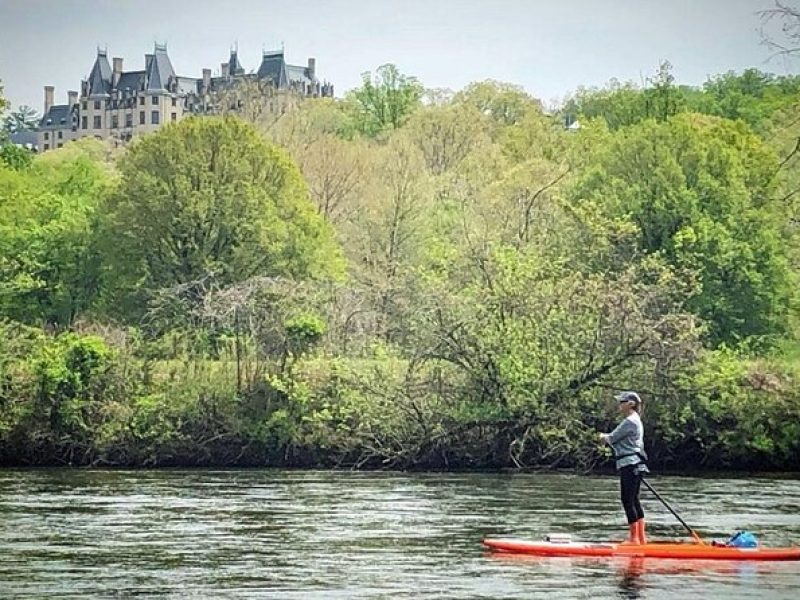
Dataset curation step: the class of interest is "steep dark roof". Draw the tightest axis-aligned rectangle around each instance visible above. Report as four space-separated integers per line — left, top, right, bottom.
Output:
286 65 312 85
10 130 38 148
87 50 113 96
257 51 288 88
146 44 176 91
116 70 146 92
39 105 74 130
228 50 245 76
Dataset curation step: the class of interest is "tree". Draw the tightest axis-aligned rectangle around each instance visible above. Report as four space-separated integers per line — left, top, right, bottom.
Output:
643 62 685 123
571 114 794 346
0 80 9 144
4 105 40 134
345 64 423 137
564 62 685 130
454 80 540 127
269 98 356 145
0 144 33 170
405 103 492 175
0 139 113 326
760 1 800 57
345 134 431 340
563 80 646 130
689 69 800 130
269 100 367 223
292 135 369 223
102 116 344 319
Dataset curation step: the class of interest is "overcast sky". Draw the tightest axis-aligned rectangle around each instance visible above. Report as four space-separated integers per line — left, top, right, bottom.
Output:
1 0 797 113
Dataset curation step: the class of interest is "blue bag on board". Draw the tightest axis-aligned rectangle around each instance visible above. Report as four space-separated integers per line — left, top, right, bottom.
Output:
728 530 758 548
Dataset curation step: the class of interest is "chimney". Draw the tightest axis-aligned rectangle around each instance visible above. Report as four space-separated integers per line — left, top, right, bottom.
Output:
145 53 154 71
44 85 54 114
307 57 316 80
221 62 229 77
68 90 78 106
111 57 122 87
202 68 211 90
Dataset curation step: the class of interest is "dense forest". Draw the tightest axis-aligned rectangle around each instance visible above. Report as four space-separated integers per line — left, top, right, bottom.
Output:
1 61 799 470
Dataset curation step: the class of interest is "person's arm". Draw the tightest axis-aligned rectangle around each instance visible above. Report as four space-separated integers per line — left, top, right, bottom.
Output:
600 419 635 445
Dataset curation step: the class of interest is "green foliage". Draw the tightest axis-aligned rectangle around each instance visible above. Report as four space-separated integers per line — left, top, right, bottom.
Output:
0 80 8 143
102 116 344 317
345 64 423 137
566 64 800 133
285 313 327 347
0 141 112 325
455 80 541 126
572 113 794 346
648 348 800 469
2 64 800 471
0 144 33 170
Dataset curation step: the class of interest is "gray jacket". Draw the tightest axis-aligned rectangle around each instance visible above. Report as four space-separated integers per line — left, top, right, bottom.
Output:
604 413 649 472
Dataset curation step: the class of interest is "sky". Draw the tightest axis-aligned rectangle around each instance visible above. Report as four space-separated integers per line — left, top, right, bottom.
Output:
1 0 798 113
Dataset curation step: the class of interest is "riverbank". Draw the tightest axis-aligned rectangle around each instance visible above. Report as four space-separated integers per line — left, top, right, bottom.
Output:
2 326 799 472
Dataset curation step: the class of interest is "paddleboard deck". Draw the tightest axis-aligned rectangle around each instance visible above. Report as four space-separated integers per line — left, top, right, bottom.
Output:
483 538 800 561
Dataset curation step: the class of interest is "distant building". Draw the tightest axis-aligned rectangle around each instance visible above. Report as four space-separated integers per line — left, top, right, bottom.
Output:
37 43 333 152
9 130 39 152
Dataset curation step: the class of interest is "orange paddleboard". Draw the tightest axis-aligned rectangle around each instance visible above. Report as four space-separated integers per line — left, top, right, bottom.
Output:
483 538 800 561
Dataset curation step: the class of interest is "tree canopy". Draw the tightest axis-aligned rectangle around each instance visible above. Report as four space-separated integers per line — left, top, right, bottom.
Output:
102 116 344 316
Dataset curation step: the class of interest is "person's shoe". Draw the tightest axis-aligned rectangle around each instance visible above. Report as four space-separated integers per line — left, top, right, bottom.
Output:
636 518 647 545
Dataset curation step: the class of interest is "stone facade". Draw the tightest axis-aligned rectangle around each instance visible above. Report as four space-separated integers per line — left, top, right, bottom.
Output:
37 44 333 152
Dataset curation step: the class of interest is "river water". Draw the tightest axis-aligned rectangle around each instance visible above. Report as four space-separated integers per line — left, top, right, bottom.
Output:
0 469 798 599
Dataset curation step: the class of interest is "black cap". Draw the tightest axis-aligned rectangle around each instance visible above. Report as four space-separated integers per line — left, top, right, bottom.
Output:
615 391 641 405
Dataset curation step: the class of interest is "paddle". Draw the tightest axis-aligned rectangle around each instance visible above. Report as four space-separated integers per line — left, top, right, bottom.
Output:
640 477 705 545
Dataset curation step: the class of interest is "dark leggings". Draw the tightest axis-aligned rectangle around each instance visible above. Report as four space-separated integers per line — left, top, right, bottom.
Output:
620 465 645 524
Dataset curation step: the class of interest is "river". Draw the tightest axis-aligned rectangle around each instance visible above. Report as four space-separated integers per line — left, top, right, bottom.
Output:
0 469 798 599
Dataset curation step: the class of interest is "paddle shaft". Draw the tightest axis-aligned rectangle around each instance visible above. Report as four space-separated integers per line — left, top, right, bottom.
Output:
641 477 705 544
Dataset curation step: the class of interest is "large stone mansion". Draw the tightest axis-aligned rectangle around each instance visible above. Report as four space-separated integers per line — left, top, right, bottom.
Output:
37 43 333 152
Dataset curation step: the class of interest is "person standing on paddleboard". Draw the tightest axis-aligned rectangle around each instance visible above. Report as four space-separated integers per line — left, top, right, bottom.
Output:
599 391 649 545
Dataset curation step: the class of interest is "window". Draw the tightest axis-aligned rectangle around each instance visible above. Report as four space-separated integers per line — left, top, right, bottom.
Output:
58 131 63 139
93 116 101 129
151 111 160 125
94 100 101 110
82 101 87 110
111 115 118 129
139 111 145 125
139 96 145 106
44 143 49 150
152 95 158 105
57 143 63 148
82 116 87 129
171 97 177 107
171 112 177 122
44 132 49 140
125 114 133 128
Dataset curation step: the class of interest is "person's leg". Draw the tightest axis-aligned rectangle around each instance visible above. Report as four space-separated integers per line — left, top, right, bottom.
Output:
632 471 644 520
632 471 646 543
620 467 639 543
